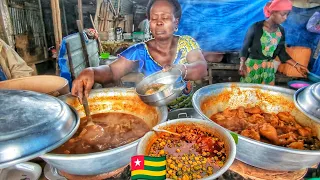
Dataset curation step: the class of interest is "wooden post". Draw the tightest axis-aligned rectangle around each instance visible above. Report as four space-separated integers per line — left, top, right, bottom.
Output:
66 42 75 80
61 0 68 36
104 2 110 31
99 2 105 31
94 0 103 30
78 0 83 26
0 0 14 47
55 0 62 43
77 20 90 68
117 0 121 16
38 0 49 59
51 0 62 75
50 0 59 51
108 0 117 17
90 14 102 54
208 66 213 85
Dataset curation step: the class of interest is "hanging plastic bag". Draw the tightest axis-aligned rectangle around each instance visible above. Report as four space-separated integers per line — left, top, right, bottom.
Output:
306 11 320 34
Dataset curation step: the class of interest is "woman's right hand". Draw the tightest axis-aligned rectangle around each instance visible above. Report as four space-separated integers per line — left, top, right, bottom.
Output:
239 61 247 76
71 68 95 104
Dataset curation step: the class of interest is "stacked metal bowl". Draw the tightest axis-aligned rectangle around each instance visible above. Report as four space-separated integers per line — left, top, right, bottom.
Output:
136 68 186 106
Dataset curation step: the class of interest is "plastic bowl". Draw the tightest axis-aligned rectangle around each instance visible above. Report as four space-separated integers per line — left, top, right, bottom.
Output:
287 80 312 90
100 52 110 59
308 72 320 83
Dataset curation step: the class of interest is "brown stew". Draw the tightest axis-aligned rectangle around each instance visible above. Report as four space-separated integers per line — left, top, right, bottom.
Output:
53 112 150 154
210 106 320 150
148 125 226 180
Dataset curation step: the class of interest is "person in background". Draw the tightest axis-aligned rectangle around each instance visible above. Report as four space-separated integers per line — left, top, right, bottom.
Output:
138 14 151 40
71 0 207 111
0 38 33 81
239 0 309 85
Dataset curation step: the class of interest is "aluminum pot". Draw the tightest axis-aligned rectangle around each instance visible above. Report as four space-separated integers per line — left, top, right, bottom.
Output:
167 108 203 120
136 118 236 180
41 88 168 175
192 83 320 171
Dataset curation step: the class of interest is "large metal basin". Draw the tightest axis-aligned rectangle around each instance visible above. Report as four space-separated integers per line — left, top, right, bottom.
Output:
41 88 168 175
192 83 320 171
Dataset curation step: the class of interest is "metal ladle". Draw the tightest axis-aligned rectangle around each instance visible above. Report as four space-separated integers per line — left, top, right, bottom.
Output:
82 96 94 126
79 96 105 142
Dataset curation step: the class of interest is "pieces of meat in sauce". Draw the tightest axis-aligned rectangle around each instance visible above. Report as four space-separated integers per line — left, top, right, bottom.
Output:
210 106 320 150
52 112 150 154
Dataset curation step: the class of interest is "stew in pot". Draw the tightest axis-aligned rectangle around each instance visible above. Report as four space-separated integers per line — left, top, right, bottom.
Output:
210 106 320 150
53 112 150 154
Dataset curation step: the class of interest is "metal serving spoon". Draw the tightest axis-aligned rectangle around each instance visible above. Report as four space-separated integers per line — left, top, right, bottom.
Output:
82 96 94 126
79 96 105 143
152 126 180 137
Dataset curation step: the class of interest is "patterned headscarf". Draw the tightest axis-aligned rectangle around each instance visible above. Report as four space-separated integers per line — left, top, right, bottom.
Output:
263 0 293 18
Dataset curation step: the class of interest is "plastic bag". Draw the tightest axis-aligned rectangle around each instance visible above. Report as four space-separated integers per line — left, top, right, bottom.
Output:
306 11 320 34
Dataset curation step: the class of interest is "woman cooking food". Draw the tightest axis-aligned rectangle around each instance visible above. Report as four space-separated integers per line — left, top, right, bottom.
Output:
239 0 309 85
71 0 207 110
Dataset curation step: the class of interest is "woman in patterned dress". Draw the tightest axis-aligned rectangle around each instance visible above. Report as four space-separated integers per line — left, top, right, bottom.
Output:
239 0 309 85
71 0 207 110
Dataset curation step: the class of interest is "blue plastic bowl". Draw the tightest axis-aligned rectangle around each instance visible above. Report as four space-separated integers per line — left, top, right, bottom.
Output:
308 72 320 83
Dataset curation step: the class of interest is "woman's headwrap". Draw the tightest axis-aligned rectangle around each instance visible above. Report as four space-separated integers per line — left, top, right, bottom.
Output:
263 0 293 18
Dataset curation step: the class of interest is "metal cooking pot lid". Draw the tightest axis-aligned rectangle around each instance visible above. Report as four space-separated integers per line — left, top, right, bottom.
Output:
167 108 202 120
0 90 79 169
312 83 320 101
294 83 320 122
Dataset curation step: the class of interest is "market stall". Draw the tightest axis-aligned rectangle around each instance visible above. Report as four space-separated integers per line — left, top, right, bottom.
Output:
0 0 320 179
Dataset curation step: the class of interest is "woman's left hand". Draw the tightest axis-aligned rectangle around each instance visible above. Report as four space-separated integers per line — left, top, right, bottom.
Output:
162 64 173 72
295 64 309 77
162 64 187 78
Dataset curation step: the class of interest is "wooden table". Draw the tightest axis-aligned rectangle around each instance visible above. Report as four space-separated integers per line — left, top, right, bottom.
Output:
38 159 307 180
